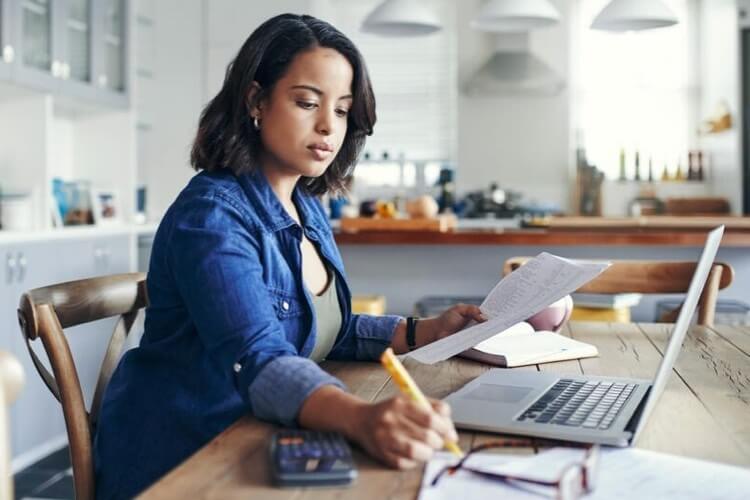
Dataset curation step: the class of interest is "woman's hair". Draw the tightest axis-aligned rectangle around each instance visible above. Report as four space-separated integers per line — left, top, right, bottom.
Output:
190 14 376 196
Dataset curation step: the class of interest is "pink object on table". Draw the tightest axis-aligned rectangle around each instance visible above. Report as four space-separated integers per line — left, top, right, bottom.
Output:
526 295 574 332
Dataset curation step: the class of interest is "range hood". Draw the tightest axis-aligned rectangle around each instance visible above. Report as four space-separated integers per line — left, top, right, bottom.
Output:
464 33 565 97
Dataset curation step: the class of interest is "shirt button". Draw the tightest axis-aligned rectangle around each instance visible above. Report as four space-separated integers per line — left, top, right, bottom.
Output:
282 301 290 311
233 362 242 373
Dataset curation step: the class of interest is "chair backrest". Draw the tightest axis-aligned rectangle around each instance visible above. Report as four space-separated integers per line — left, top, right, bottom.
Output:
16 273 148 500
503 258 734 326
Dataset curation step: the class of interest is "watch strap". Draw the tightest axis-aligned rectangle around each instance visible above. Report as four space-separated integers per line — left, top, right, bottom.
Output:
406 317 419 351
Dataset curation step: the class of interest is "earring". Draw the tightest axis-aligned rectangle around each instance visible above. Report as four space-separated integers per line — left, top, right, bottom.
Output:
253 116 260 131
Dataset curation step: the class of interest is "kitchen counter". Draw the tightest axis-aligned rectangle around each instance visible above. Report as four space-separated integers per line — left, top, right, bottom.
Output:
335 216 750 247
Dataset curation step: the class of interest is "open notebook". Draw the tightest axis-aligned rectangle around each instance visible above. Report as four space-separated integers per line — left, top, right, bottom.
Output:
460 322 598 368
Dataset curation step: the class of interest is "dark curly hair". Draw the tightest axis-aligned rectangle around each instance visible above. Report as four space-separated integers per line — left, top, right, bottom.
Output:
190 14 376 196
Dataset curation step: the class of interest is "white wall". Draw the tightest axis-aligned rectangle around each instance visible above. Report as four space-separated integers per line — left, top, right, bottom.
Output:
204 0 311 102
456 0 572 211
138 0 204 220
698 0 743 214
0 95 51 229
140 0 313 218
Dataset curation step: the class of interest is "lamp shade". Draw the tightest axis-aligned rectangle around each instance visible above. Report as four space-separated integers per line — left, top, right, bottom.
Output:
361 0 442 37
472 0 561 32
591 0 678 32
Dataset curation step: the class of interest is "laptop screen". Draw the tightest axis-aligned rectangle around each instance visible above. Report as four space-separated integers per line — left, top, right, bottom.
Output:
631 226 725 443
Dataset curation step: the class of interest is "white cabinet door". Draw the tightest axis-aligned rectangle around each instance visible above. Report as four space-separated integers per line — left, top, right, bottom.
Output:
5 234 133 464
73 234 131 408
93 234 130 275
0 0 14 80
7 237 96 461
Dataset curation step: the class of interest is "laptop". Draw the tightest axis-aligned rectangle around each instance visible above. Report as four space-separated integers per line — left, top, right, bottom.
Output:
445 226 725 447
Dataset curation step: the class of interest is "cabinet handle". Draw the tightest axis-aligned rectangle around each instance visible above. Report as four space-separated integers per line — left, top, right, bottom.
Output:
2 45 14 63
94 247 104 260
16 252 27 282
51 60 62 78
97 74 108 87
6 253 16 284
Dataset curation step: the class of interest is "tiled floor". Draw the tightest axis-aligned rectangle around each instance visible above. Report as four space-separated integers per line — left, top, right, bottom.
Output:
14 446 74 500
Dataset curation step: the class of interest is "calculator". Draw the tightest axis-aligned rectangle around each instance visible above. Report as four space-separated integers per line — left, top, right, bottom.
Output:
269 429 357 487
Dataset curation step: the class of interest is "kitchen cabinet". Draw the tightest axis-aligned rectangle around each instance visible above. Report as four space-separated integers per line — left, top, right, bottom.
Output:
3 234 132 466
91 0 127 106
0 0 13 79
7 0 129 107
11 0 59 92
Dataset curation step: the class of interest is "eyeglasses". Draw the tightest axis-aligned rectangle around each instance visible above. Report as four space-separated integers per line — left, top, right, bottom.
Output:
430 441 600 500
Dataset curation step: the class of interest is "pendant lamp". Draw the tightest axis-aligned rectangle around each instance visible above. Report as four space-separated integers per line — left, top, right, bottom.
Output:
472 0 561 32
591 0 678 32
361 0 442 37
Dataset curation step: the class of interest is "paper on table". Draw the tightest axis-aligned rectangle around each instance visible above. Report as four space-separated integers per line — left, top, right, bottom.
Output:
408 253 610 364
419 448 750 500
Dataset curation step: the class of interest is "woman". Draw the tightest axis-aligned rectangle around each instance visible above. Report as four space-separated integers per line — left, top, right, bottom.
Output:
94 13 484 498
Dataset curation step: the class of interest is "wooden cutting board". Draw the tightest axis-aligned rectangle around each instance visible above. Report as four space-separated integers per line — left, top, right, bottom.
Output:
339 214 457 232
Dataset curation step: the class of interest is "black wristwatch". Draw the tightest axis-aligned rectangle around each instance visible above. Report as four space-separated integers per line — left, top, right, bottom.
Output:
406 316 419 351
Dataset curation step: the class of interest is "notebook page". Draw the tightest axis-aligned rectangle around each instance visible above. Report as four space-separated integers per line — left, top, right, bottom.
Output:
472 331 598 367
407 253 609 364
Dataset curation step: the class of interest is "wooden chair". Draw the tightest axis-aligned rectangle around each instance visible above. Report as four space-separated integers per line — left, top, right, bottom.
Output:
503 258 734 327
16 273 148 500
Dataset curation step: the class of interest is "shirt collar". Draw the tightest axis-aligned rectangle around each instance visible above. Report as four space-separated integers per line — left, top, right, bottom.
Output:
237 170 324 234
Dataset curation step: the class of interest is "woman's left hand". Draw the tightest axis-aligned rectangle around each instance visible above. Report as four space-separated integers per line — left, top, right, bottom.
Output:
421 303 487 344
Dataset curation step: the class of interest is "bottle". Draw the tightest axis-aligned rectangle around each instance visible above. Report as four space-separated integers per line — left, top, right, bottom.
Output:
675 158 685 181
575 129 588 170
661 163 670 181
647 156 654 182
618 148 627 181
696 150 705 181
436 167 455 214
634 150 641 181
688 151 698 181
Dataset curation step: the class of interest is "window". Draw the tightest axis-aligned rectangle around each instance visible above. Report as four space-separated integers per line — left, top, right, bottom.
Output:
571 0 698 179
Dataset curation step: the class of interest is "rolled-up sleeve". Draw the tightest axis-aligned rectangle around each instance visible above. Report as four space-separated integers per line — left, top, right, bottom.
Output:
328 313 402 361
247 356 345 426
168 191 344 425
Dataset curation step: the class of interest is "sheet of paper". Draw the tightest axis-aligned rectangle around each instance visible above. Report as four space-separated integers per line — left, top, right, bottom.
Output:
419 448 750 500
408 253 610 364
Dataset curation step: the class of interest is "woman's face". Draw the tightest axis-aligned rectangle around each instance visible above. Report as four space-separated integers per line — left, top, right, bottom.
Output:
255 46 354 180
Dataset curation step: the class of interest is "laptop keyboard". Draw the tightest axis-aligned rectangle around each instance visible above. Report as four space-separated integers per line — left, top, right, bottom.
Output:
517 379 636 430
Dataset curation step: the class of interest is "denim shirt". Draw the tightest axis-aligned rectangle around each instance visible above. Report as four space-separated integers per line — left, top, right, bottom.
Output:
93 169 401 499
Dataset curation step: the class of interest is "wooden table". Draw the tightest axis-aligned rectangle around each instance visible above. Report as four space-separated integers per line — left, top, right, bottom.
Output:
140 322 750 499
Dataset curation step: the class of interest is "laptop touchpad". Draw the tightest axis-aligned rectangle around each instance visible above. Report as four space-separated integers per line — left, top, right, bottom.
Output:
465 384 533 403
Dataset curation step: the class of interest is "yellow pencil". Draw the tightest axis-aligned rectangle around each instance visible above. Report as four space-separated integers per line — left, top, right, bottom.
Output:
380 348 464 457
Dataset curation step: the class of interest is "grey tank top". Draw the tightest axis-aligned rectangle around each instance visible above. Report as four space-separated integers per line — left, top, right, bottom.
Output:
308 270 342 362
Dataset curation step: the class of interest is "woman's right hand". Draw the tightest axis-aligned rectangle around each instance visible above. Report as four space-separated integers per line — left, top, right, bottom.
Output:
349 395 459 469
